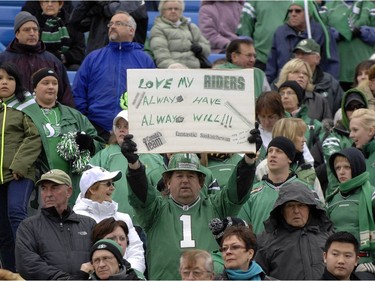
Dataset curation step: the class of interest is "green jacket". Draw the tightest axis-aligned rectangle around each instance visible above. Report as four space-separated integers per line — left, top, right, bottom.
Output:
238 175 312 234
363 140 375 187
214 62 270 98
90 145 165 223
320 1 375 82
322 88 368 197
1 99 41 183
19 96 105 206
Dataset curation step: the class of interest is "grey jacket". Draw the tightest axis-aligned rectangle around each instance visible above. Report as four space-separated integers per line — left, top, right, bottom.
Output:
255 182 334 280
15 207 96 280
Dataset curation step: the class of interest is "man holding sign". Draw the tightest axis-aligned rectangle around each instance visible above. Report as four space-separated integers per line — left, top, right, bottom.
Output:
121 132 261 280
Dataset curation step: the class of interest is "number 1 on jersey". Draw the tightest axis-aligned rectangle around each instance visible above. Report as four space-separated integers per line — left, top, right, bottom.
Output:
180 215 196 248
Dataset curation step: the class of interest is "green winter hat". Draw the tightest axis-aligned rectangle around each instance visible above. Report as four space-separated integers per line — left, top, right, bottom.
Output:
163 153 206 176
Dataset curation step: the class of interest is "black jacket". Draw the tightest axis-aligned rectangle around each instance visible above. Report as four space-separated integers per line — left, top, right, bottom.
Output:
15 207 96 280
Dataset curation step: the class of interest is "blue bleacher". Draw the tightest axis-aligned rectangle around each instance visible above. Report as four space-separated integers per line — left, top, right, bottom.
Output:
67 71 76 86
184 1 200 12
0 26 14 47
208 53 226 64
0 6 21 26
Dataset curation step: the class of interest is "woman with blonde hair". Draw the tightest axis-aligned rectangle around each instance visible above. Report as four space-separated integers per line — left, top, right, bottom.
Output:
256 118 324 203
274 58 332 122
350 108 375 186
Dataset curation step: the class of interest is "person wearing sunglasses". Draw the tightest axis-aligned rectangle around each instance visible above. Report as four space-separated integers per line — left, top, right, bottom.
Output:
265 1 339 85
254 182 333 280
322 89 368 197
73 166 146 274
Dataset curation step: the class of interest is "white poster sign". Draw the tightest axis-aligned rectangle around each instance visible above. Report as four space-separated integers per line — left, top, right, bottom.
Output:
127 69 255 154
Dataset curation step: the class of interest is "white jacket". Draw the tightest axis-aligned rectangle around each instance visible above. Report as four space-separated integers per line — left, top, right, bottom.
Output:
73 195 145 273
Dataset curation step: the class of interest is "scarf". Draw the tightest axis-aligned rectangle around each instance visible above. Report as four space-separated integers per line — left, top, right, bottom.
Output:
226 261 263 280
40 15 71 57
339 171 375 251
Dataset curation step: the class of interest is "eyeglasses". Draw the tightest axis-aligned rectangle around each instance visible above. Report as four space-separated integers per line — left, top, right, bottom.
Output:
345 104 365 111
236 52 256 59
92 256 115 266
20 27 39 33
180 270 211 278
99 181 114 187
219 245 247 253
288 8 303 14
107 21 133 28
164 7 181 11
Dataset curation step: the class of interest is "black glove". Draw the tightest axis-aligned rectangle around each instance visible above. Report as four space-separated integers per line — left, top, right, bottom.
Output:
121 134 139 164
352 27 362 39
75 132 95 155
190 43 203 56
247 122 262 158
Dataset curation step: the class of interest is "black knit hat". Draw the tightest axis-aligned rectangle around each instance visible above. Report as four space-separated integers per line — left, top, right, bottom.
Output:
268 136 296 161
90 239 124 265
278 80 304 106
208 217 248 245
32 68 58 88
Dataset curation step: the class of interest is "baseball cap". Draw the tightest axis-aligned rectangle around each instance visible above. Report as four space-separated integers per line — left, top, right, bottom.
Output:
79 166 122 198
36 169 72 187
293 38 320 54
344 92 366 109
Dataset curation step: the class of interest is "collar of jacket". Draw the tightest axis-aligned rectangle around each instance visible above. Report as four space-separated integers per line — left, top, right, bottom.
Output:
107 41 143 51
8 38 45 54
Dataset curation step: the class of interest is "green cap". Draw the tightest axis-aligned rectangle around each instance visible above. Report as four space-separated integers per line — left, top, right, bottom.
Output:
36 169 72 186
293 38 320 54
163 153 206 176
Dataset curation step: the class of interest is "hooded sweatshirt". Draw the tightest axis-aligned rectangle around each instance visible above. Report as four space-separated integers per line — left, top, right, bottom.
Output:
255 182 334 280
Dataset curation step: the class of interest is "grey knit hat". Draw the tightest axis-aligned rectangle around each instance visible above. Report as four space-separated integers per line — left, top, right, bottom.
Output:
14 11 39 33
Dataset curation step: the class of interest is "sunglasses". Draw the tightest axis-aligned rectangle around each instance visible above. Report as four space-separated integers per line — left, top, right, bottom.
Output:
288 8 303 14
100 181 114 187
346 104 365 111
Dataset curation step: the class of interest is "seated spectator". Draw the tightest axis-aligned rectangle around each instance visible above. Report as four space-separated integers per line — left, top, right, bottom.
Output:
238 136 315 234
213 39 270 98
293 38 343 114
255 118 324 202
265 1 339 83
15 169 96 280
209 217 249 275
352 60 375 89
0 62 41 272
255 182 334 280
88 239 145 280
149 0 211 68
277 80 323 150
322 89 368 197
322 232 365 280
327 147 375 265
199 0 243 54
179 249 214 281
217 225 269 280
23 0 85 70
73 166 145 273
357 63 375 111
73 12 155 142
274 58 332 122
70 1 148 54
90 110 165 218
0 11 74 107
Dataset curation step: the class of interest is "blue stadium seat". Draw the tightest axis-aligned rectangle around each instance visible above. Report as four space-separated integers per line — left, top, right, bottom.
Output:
184 1 200 12
0 27 14 47
67 71 76 86
208 53 226 64
184 12 199 26
0 6 21 26
0 42 6 52
147 11 159 32
0 1 25 5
